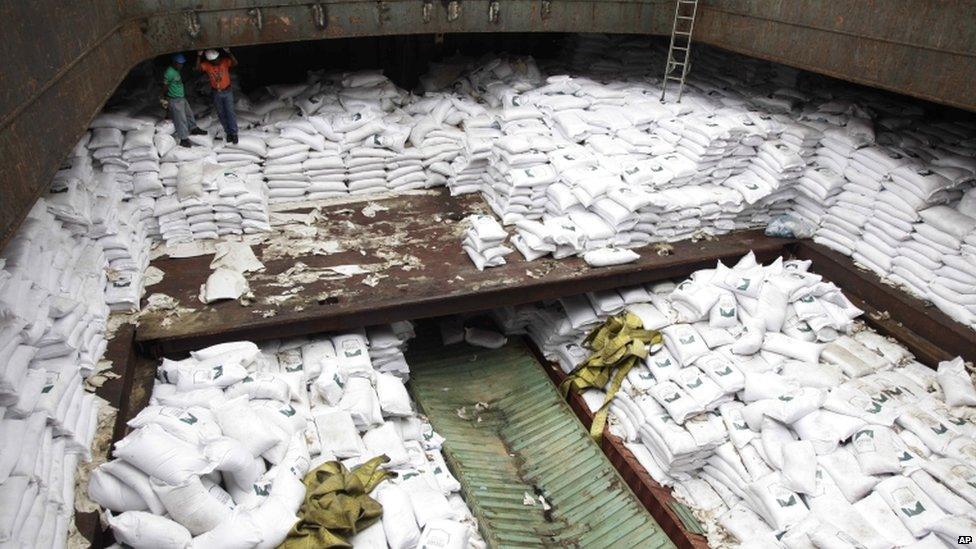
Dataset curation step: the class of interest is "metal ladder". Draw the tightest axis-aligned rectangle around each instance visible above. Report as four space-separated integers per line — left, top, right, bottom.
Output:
660 0 699 102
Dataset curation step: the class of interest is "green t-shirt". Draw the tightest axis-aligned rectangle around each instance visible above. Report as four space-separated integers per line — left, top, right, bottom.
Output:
163 66 185 98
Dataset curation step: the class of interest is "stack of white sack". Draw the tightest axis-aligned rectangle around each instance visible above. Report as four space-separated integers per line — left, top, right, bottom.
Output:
0 204 105 549
365 322 415 380
491 284 663 374
673 113 750 186
2 201 112 376
404 94 468 192
264 131 312 204
740 141 805 225
492 251 976 548
893 201 976 326
214 132 267 175
447 111 502 195
0 389 101 549
123 125 164 199
92 325 484 549
790 164 845 230
48 134 97 235
462 215 513 271
89 112 157 198
853 164 960 278
155 163 271 243
481 130 558 225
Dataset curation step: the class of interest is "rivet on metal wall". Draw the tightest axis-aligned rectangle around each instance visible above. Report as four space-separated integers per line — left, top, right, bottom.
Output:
312 3 327 30
423 0 433 23
377 0 391 24
447 0 461 21
541 0 551 20
248 8 263 31
185 11 201 38
488 0 500 23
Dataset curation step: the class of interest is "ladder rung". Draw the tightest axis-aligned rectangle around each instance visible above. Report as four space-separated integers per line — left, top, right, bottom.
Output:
666 75 684 81
672 46 688 51
677 15 694 20
675 31 692 36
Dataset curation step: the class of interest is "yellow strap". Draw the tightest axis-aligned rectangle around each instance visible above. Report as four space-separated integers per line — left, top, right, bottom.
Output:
560 311 662 443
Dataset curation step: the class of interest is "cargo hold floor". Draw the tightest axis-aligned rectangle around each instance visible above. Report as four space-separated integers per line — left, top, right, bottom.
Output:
406 333 675 548
137 188 790 356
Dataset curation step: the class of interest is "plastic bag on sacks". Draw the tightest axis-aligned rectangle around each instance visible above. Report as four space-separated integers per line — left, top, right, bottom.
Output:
765 214 815 239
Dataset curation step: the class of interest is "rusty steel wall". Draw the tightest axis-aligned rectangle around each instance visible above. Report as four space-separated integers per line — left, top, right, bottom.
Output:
695 0 976 112
2 0 976 251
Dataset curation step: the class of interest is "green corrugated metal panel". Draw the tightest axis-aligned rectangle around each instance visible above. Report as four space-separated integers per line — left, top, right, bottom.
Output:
407 337 675 549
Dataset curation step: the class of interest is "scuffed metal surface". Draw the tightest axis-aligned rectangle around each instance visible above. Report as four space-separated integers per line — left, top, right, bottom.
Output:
695 0 976 112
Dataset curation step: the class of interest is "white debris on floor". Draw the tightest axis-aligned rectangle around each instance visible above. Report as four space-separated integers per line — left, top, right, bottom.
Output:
88 322 484 548
492 252 976 547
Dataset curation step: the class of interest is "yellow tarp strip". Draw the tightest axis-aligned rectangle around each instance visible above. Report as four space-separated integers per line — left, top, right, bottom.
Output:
279 455 393 549
559 312 661 442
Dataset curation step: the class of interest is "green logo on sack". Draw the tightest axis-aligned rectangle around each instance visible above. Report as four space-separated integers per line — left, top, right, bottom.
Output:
902 502 925 517
254 484 270 496
242 375 254 383
866 402 882 414
948 416 966 426
686 378 704 389
931 424 948 435
179 413 198 425
345 348 363 357
280 405 297 417
663 393 681 403
679 335 696 345
737 279 751 291
285 364 303 372
334 374 344 388
853 430 874 440
777 495 797 507
777 395 794 402
898 452 913 462
745 183 759 191
720 308 736 318
656 358 673 368
212 365 224 379
715 366 733 376
800 295 814 303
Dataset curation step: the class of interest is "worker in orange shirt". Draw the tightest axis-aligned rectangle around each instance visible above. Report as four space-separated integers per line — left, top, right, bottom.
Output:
197 48 239 144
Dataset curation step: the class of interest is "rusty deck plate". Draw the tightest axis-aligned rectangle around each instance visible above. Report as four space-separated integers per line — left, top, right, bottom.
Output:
135 189 791 356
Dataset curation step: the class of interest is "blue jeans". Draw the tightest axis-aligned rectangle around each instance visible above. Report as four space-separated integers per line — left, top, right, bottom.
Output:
213 89 238 137
168 97 198 140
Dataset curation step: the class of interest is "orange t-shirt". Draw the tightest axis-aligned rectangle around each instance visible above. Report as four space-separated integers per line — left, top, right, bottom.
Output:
201 58 232 90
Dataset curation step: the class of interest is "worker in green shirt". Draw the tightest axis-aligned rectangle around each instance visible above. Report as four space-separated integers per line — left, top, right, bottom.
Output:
162 53 206 148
